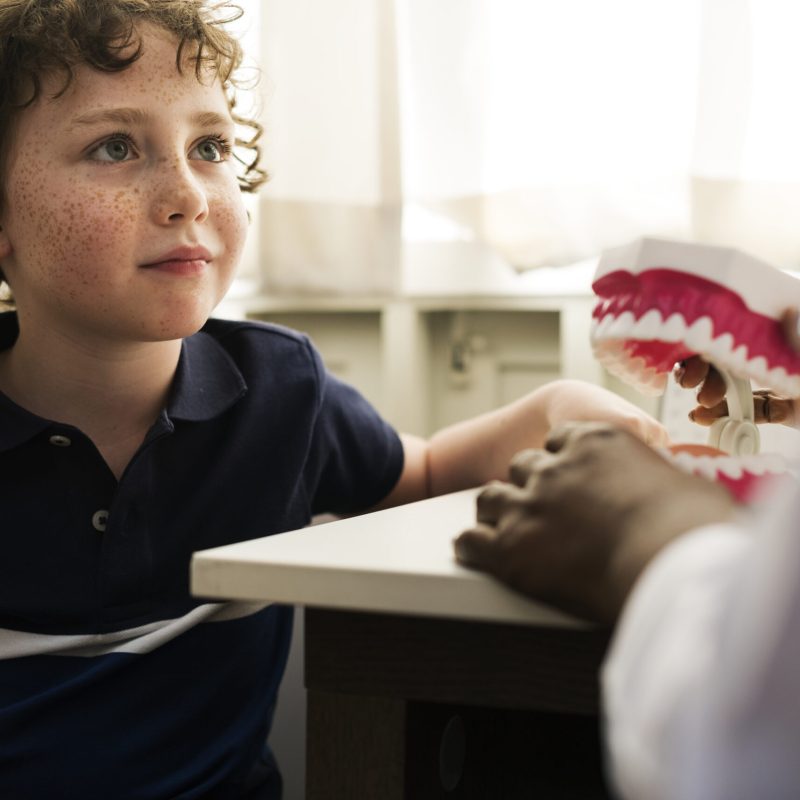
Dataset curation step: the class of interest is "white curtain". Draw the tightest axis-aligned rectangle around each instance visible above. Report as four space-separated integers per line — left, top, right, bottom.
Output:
250 0 800 295
256 0 402 293
692 0 800 268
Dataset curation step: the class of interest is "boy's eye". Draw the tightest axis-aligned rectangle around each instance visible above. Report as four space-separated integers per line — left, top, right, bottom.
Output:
85 133 231 164
90 135 136 163
191 136 232 163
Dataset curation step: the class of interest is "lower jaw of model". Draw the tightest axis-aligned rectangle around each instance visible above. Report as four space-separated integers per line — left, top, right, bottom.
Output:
591 239 800 503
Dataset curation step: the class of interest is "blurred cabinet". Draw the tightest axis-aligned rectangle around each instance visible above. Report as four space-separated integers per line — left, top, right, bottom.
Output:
217 293 627 437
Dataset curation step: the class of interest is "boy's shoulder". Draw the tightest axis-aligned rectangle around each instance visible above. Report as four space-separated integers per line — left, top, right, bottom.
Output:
196 317 321 377
201 316 311 349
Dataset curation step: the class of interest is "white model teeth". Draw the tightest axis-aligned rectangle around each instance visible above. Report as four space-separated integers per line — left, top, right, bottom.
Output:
770 366 789 388
661 313 687 343
592 315 612 338
729 344 750 375
605 311 636 339
685 317 714 352
706 332 735 362
631 308 662 338
748 356 769 386
661 449 788 481
592 309 800 396
592 339 666 395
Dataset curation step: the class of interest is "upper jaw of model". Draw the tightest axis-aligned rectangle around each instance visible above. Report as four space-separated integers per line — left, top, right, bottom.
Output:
592 237 800 461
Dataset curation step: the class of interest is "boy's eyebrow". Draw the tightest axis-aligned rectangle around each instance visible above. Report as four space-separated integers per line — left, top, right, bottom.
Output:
68 108 233 130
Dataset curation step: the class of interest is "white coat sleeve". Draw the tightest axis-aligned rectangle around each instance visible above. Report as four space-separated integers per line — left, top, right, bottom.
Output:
602 483 800 800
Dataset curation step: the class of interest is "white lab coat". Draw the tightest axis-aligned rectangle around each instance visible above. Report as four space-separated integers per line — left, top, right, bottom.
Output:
602 482 800 800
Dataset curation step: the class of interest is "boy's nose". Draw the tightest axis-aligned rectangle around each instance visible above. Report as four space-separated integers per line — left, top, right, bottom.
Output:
151 159 210 225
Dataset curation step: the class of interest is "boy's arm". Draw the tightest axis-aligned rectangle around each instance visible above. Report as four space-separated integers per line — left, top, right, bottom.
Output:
374 379 667 509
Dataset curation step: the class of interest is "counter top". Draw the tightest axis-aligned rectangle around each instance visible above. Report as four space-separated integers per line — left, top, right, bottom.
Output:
191 488 584 628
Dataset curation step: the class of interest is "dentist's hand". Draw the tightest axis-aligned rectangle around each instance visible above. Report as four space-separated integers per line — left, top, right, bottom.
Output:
676 308 800 429
454 423 734 625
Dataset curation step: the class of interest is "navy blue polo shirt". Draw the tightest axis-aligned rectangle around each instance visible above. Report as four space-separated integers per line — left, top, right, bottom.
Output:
0 312 404 800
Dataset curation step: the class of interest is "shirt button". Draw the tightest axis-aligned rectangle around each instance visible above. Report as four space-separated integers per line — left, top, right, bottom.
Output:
92 510 109 532
49 434 72 447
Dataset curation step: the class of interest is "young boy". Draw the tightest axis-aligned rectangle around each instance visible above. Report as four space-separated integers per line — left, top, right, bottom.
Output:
0 1 666 797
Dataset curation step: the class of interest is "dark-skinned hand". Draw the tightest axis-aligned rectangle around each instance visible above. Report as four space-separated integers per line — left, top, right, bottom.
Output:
454 423 735 626
678 308 800 428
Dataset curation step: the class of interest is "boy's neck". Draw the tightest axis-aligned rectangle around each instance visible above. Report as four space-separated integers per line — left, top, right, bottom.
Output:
0 322 182 446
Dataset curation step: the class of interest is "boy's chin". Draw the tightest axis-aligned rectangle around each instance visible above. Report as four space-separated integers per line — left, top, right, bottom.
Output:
149 315 212 342
124 306 216 343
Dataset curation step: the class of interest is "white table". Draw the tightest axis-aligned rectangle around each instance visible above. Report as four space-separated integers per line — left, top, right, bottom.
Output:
191 490 611 799
192 489 582 627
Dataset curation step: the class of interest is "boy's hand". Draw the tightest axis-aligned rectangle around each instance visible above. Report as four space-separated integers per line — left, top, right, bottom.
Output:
676 308 800 429
454 423 734 625
543 379 669 447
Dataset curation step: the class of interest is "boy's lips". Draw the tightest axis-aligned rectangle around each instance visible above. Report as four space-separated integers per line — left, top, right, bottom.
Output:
140 245 213 275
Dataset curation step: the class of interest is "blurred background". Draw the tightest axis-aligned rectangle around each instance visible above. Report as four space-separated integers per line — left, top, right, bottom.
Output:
222 2 800 796
230 0 800 295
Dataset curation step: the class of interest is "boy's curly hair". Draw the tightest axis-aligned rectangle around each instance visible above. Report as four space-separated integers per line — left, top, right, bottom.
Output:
0 0 267 307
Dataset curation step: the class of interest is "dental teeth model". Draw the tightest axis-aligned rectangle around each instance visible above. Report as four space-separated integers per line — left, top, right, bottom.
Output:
591 237 800 502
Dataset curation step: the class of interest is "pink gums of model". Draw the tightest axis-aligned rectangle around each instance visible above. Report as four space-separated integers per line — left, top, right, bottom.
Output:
591 238 800 502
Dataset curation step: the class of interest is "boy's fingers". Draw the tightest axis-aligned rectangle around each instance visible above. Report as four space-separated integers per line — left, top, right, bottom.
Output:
639 418 670 448
454 525 500 572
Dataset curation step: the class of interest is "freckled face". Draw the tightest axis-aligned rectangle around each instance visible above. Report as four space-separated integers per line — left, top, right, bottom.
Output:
0 27 249 344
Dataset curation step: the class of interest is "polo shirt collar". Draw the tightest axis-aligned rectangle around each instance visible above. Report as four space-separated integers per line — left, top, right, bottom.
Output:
0 313 247 451
0 392 50 451
167 329 248 422
0 313 46 451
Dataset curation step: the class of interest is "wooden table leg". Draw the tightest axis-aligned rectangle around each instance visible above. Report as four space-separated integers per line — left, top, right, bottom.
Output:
304 609 612 798
306 689 408 800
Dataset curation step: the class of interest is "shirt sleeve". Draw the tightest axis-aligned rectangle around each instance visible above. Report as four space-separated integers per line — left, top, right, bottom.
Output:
602 483 800 800
303 345 404 516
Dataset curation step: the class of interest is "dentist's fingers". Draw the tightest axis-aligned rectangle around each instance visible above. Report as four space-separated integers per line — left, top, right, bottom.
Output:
676 308 800 415
674 357 726 408
543 421 622 456
781 308 800 355
454 523 503 571
689 389 796 427
507 448 555 488
695 365 727 408
476 481 530 524
673 356 710 390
